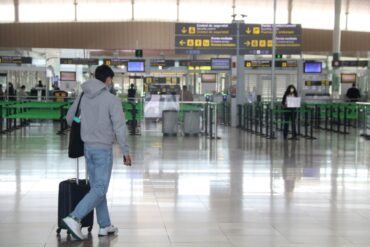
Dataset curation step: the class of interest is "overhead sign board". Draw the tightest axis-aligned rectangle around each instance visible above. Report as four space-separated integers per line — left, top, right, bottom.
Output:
0 56 32 65
103 58 128 66
150 59 175 67
175 23 237 55
179 60 211 67
175 23 237 36
305 80 332 86
245 60 298 68
239 24 302 55
332 60 368 68
175 23 302 55
60 58 99 65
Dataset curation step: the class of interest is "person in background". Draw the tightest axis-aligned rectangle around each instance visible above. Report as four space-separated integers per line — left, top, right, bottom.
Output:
282 85 299 140
37 80 44 88
127 83 136 102
6 82 16 101
18 85 27 101
180 85 193 101
63 65 132 240
346 83 361 102
0 84 4 100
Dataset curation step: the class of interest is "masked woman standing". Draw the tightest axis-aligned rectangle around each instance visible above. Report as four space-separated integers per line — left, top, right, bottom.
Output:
282 85 298 140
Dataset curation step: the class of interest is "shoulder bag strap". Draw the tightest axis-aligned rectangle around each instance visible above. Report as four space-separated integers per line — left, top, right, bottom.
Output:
74 92 84 117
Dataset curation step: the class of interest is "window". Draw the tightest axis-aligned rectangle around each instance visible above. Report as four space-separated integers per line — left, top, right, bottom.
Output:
77 0 131 21
135 0 176 21
0 0 14 23
19 0 74 22
180 0 232 23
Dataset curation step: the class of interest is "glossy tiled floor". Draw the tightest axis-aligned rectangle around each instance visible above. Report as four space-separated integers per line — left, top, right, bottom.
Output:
1 122 370 247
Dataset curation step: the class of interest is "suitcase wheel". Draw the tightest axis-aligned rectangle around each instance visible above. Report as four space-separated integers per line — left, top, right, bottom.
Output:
88 226 93 232
56 228 61 234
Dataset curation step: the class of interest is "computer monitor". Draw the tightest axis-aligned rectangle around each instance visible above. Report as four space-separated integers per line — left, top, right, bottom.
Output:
304 62 322 73
341 73 357 83
60 71 76 81
127 60 145 72
201 73 216 83
211 58 231 70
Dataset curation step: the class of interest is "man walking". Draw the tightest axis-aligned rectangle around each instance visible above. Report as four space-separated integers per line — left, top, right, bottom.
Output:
64 65 132 240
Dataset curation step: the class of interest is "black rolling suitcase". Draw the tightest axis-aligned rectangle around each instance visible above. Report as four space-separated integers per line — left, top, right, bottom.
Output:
56 159 94 234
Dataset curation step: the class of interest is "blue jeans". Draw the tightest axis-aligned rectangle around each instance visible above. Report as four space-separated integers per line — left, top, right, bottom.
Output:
71 146 113 228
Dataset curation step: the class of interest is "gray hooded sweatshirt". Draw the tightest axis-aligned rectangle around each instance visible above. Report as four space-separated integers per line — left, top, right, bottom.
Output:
66 79 129 155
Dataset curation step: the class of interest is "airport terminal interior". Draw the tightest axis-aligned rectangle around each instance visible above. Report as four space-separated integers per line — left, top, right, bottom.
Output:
1 0 370 246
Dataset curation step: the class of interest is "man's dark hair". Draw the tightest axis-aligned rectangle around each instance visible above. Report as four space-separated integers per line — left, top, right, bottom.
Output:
95 65 114 83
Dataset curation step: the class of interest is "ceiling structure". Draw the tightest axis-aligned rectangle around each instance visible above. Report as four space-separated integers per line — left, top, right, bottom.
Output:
0 0 369 32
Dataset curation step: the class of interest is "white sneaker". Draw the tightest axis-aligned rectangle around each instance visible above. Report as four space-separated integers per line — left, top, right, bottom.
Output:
62 216 84 240
98 225 118 236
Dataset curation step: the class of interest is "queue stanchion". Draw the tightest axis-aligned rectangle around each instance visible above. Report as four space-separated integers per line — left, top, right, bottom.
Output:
309 107 316 139
297 108 301 137
259 104 263 136
266 104 275 139
209 104 213 139
330 105 334 132
265 104 269 138
336 105 341 133
315 105 320 129
253 105 262 135
245 104 251 132
344 106 348 134
248 104 252 132
280 108 284 131
204 102 208 136
243 104 247 130
0 104 3 134
238 104 243 128
324 105 329 130
250 103 254 132
304 106 309 138
6 105 10 132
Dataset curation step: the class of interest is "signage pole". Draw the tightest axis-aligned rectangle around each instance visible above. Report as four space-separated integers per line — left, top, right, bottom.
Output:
270 0 277 138
236 21 245 107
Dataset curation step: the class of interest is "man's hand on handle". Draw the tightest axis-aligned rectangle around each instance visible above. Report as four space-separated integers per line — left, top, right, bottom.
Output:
123 155 132 166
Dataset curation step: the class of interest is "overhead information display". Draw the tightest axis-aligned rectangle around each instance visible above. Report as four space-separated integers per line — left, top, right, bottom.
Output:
332 60 368 68
103 58 128 66
175 23 237 55
0 56 32 64
175 23 301 55
244 60 298 68
150 59 175 68
60 58 99 65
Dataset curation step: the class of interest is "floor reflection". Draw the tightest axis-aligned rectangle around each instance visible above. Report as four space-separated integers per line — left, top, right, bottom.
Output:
1 123 370 246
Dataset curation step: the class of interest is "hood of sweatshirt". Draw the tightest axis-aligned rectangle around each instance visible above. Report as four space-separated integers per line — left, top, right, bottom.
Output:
81 79 107 99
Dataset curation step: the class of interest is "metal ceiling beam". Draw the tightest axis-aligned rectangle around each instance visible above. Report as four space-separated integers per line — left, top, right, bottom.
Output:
345 0 350 30
14 0 19 23
288 0 293 24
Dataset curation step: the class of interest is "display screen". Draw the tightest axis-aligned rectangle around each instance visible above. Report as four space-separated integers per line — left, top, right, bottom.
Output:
304 62 322 73
60 71 76 81
127 60 145 72
201 73 217 83
341 73 357 83
211 58 231 70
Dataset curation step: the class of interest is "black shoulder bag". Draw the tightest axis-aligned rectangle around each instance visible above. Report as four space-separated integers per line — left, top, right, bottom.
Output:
68 93 84 158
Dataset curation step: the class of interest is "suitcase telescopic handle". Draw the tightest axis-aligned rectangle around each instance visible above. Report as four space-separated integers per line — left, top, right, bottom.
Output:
76 158 88 185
